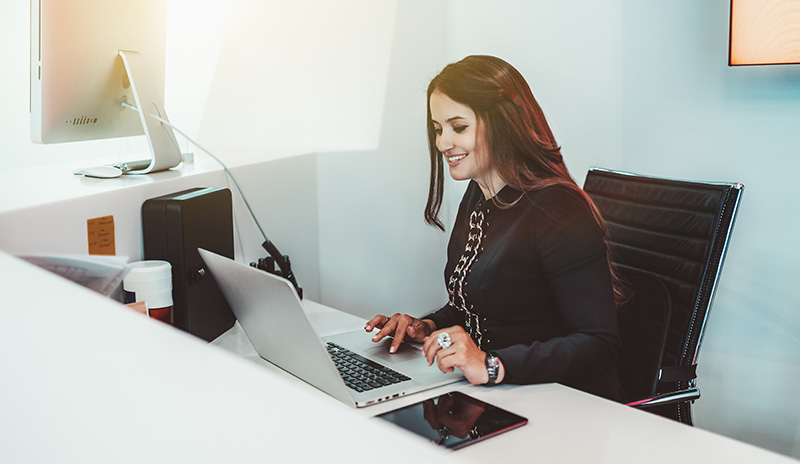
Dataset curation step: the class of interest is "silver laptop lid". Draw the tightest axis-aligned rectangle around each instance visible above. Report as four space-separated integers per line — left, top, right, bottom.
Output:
198 248 354 406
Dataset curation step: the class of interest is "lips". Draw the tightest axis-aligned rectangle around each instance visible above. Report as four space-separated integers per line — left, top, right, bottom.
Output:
445 153 468 166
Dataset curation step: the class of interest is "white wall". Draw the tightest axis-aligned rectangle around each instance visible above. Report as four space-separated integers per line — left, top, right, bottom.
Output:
195 0 397 155
446 0 800 459
0 0 404 301
0 0 393 169
315 1 451 319
313 0 626 322
3 0 800 459
619 1 800 457
180 0 452 316
443 0 625 207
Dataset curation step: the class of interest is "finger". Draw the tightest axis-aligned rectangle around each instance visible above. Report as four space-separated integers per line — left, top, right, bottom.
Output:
389 318 410 353
436 349 458 374
371 317 397 342
425 332 453 366
364 315 386 332
426 344 441 366
407 321 417 337
372 326 393 342
422 330 440 365
423 327 457 364
422 327 445 353
406 318 427 341
422 332 433 353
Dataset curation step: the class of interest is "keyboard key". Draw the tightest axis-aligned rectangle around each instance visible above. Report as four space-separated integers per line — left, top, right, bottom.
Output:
326 342 410 392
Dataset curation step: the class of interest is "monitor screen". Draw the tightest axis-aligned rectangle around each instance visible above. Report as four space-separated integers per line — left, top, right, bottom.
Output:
30 0 181 173
729 0 800 66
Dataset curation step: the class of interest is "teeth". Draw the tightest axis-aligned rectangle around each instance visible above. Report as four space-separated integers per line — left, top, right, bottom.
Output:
448 154 467 162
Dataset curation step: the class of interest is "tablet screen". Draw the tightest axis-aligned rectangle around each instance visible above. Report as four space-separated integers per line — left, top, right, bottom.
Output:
375 391 528 450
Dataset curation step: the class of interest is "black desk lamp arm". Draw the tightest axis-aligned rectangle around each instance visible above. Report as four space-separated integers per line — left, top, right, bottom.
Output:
261 240 303 299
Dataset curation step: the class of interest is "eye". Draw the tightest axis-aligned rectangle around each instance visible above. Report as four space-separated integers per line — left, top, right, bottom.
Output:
453 125 468 133
433 127 442 135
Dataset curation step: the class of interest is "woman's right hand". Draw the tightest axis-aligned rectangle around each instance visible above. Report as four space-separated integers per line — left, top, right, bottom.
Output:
365 314 435 354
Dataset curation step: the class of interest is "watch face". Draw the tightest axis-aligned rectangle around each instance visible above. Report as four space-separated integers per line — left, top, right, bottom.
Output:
486 353 499 384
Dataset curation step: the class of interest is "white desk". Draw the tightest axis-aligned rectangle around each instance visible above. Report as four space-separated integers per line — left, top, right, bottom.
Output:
1 251 797 463
0 252 452 464
213 302 799 463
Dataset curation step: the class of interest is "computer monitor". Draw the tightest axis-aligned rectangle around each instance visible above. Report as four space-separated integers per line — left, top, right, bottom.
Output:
30 0 182 174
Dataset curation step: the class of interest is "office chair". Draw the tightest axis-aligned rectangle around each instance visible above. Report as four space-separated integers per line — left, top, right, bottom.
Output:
583 167 743 425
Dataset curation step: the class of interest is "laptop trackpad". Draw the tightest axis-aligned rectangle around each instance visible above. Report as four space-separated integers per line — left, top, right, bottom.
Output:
363 338 422 364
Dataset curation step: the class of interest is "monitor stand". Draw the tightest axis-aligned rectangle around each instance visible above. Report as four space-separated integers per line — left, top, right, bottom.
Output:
117 49 182 174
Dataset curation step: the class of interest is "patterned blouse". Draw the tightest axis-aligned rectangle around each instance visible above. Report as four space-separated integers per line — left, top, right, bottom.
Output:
423 180 622 400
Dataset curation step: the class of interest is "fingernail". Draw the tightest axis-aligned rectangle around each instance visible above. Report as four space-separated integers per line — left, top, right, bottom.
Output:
372 336 378 341
365 325 371 330
390 346 396 353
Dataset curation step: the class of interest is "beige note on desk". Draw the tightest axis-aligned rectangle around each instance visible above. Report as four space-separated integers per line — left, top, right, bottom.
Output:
87 215 116 256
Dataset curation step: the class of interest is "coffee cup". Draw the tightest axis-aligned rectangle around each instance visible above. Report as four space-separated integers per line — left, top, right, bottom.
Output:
123 260 173 324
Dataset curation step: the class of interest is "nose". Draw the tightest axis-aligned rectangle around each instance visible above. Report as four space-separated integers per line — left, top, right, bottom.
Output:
437 131 454 153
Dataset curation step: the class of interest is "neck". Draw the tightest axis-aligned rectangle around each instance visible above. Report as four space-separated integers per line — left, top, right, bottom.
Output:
476 171 507 200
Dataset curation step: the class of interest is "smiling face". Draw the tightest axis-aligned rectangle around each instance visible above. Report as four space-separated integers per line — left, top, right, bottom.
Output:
429 90 505 198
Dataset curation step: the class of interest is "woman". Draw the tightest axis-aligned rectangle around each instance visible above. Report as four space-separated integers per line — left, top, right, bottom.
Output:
365 55 623 400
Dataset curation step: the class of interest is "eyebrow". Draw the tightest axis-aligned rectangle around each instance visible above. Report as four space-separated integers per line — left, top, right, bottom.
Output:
431 116 467 125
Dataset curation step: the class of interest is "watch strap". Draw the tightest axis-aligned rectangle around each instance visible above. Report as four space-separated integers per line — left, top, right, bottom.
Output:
485 351 500 385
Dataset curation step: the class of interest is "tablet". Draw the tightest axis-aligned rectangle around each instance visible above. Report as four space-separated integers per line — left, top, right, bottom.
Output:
375 391 528 450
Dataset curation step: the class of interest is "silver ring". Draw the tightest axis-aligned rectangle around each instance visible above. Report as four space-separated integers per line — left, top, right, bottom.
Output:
437 332 452 349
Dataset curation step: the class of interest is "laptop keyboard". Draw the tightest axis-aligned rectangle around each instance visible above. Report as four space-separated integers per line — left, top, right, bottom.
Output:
326 342 411 393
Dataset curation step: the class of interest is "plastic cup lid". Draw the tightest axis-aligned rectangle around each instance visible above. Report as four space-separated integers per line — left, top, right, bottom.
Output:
124 260 172 282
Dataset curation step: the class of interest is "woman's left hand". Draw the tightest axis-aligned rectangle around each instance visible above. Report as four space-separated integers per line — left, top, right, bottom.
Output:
422 326 504 385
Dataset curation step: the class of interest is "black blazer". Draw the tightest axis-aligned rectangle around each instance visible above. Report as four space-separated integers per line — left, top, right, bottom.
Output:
424 181 623 401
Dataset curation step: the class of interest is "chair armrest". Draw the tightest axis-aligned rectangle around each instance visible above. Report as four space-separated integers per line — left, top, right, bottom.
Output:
626 387 701 409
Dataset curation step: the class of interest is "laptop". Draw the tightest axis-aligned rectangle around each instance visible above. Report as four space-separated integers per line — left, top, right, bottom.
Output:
198 248 464 407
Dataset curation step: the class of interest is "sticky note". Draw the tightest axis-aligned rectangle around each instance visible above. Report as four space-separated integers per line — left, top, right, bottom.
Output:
87 215 116 255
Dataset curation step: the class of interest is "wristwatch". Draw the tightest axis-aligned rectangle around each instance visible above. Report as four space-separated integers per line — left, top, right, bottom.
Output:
485 351 500 385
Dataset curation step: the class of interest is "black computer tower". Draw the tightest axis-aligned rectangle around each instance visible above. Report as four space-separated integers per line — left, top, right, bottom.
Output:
142 187 235 341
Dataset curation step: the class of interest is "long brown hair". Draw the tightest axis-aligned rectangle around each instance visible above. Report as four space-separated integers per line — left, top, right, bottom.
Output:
424 55 625 306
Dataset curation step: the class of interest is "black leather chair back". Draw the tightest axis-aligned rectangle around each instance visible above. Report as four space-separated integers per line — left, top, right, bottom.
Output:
584 167 743 424
615 268 671 402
